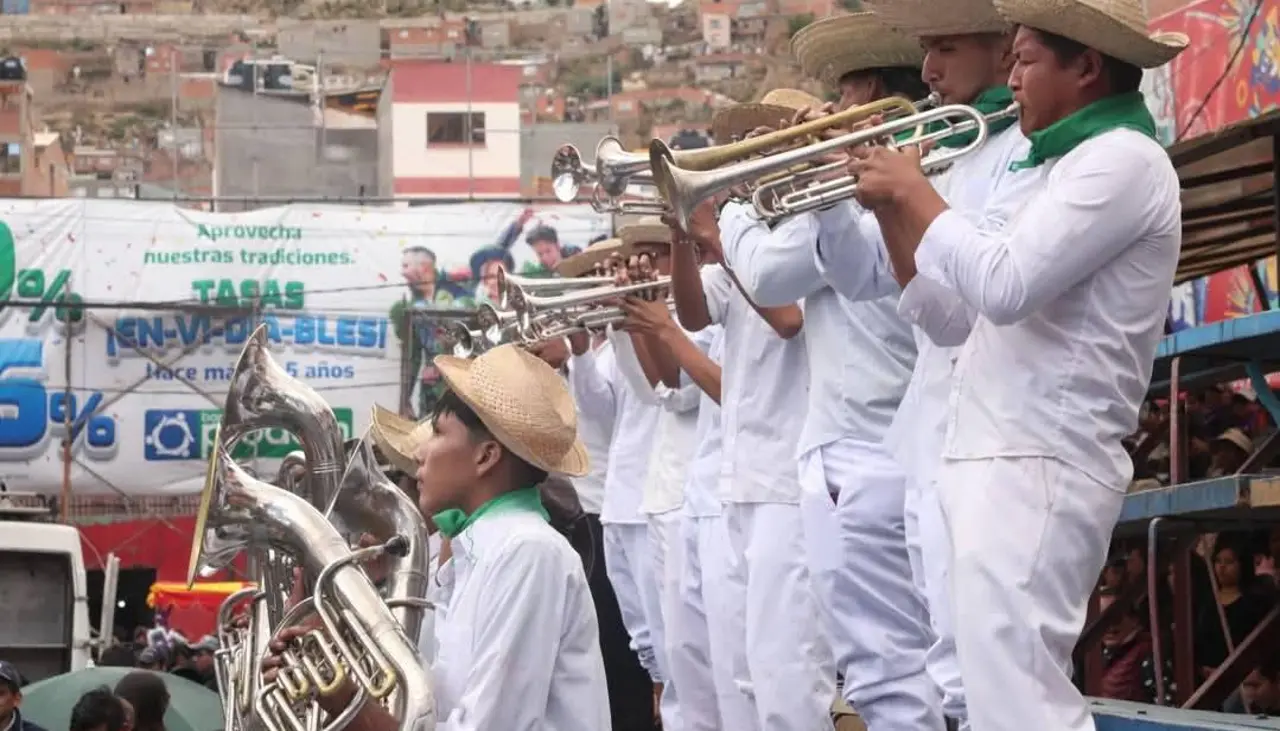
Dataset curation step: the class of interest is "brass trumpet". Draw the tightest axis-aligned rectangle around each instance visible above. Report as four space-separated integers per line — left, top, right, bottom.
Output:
652 102 1017 228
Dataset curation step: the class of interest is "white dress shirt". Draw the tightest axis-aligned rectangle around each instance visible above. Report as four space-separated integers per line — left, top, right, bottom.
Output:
569 339 614 515
913 128 1181 491
699 263 808 503
433 509 610 731
719 202 915 453
613 328 717 515
807 125 1040 479
569 330 660 524
682 325 725 518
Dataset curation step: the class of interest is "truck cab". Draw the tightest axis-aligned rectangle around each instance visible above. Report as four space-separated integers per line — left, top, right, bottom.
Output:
0 493 90 682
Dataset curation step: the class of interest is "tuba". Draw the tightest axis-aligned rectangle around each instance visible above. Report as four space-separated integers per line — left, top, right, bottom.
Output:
192 429 435 731
327 429 432 645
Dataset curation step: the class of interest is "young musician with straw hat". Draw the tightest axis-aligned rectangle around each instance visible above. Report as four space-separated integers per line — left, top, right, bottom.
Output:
717 14 943 731
265 344 610 731
670 93 833 731
843 1 1187 730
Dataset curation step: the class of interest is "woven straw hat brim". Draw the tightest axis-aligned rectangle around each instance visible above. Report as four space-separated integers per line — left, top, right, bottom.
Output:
556 237 637 278
993 0 1188 68
791 13 925 87
435 347 590 477
617 218 673 248
861 0 1009 37
370 404 427 475
711 88 825 144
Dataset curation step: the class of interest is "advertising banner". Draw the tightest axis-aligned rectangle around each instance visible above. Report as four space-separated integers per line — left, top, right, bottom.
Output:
0 199 610 496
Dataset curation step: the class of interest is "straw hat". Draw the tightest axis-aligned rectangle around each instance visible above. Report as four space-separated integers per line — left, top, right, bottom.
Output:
556 237 627 278
711 88 825 145
861 0 1008 37
1213 427 1253 456
992 0 1188 68
618 217 673 248
791 13 925 88
370 404 432 475
436 344 589 476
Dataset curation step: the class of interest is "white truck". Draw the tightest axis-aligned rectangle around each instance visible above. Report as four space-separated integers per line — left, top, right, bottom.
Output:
0 492 92 682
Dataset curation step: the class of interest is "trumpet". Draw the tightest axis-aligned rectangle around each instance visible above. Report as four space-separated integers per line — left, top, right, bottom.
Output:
506 277 671 324
495 269 614 310
436 320 486 358
652 102 1018 228
526 299 678 342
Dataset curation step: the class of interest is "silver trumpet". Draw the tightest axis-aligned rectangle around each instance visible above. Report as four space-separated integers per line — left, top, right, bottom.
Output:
505 277 672 325
651 103 1018 229
551 137 653 202
526 298 678 342
435 320 486 358
495 268 614 310
192 430 435 731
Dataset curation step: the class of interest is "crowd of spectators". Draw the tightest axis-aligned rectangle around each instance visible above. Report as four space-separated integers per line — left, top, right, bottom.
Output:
95 628 219 693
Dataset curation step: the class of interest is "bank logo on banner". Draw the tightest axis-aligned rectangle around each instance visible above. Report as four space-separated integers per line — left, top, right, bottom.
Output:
143 407 354 461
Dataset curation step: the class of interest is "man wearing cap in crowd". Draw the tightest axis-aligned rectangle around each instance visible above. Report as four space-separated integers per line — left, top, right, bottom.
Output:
843 0 1186 727
567 222 686 730
716 13 938 731
0 661 47 731
550 238 662 731
671 90 831 731
266 344 610 731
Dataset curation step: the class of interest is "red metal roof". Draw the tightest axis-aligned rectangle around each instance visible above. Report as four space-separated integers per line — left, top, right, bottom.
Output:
390 60 523 104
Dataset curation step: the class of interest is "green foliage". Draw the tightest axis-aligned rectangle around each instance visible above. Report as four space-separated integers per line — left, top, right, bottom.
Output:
837 0 862 10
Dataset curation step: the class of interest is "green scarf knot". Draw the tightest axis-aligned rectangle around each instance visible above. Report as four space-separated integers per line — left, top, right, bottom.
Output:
433 486 550 539
1010 92 1156 171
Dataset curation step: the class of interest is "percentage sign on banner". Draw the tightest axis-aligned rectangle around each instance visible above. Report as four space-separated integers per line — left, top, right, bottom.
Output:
49 390 116 447
17 269 84 324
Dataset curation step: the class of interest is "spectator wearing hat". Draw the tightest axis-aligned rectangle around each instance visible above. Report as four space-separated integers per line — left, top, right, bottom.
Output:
1208 428 1253 478
134 648 161 672
0 660 47 731
168 636 217 690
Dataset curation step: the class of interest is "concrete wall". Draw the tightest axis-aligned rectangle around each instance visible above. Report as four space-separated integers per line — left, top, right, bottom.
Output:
214 86 377 211
276 19 382 67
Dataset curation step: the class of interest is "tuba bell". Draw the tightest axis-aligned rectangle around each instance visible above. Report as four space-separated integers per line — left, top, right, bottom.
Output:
192 429 436 731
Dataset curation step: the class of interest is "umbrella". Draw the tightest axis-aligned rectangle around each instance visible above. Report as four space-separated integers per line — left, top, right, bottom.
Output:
20 666 223 731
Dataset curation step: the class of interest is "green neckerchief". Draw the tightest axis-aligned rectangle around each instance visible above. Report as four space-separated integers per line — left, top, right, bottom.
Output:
894 86 1016 146
1011 91 1156 171
433 486 550 539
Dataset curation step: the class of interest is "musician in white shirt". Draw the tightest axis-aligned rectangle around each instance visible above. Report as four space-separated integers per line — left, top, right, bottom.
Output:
843 0 1186 727
617 241 734 731
671 90 835 731
567 229 674 728
720 15 943 731
798 3 1046 725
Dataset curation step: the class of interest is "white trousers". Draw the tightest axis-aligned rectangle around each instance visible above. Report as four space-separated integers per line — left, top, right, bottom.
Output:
799 440 942 731
647 510 683 731
603 522 664 681
665 513 738 731
903 471 967 723
713 501 835 731
938 456 1123 731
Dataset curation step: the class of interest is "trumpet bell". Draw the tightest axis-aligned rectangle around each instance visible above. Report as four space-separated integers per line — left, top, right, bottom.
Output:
187 425 227 587
551 144 585 203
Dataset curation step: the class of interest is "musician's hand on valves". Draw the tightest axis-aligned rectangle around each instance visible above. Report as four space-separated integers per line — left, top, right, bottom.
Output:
357 533 392 586
619 296 673 336
847 143 929 210
678 200 723 262
743 125 774 140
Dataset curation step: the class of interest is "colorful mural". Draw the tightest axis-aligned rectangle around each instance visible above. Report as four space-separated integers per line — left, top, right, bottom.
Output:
1152 0 1280 138
1150 0 1279 328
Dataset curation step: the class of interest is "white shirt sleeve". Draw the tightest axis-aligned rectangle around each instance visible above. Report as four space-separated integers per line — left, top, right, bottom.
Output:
436 545 573 731
609 330 660 406
896 275 974 347
699 264 735 326
914 137 1166 326
568 346 616 425
719 202 825 307
811 202 902 302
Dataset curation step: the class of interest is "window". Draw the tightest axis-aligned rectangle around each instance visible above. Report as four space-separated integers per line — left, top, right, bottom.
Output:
426 112 485 145
0 143 19 174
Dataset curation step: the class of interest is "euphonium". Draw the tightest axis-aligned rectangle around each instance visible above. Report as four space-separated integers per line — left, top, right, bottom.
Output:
191 430 435 731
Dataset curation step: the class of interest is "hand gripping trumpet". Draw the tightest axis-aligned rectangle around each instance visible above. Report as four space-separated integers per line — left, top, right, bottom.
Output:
651 101 1019 229
505 277 672 329
191 429 435 731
